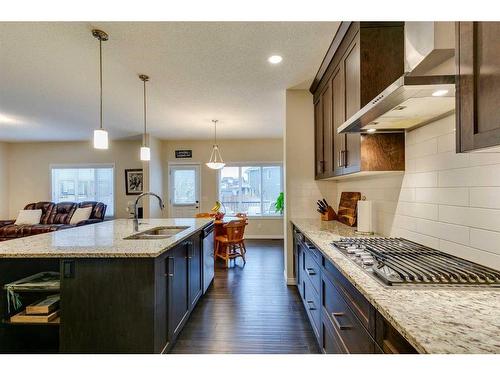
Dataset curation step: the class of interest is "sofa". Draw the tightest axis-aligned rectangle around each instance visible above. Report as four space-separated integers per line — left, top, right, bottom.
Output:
0 201 107 241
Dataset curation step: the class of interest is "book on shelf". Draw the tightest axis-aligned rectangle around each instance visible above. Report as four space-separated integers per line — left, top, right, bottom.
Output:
10 309 60 324
26 294 60 315
4 272 60 313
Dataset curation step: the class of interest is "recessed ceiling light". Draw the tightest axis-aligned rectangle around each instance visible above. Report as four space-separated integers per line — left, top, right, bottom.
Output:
432 89 449 97
268 55 283 64
366 128 377 134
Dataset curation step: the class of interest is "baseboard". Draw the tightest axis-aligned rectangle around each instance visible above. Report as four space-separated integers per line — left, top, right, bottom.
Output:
245 234 284 240
284 270 296 285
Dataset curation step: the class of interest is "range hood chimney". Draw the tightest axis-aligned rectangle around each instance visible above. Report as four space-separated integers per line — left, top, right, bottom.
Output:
338 22 456 134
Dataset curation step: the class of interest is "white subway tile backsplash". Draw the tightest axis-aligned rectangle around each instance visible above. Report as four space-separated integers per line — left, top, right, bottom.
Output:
398 188 415 202
412 172 439 187
415 151 469 173
415 187 469 206
413 115 455 143
439 205 500 232
415 218 470 245
396 202 438 220
470 228 500 256
439 240 500 271
334 113 500 270
437 132 456 153
470 187 500 209
439 164 500 187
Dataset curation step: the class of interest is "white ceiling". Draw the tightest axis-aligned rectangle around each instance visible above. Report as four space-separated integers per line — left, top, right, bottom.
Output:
0 22 339 142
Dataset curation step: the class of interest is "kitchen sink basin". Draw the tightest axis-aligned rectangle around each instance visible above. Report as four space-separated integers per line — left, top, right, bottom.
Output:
124 226 190 240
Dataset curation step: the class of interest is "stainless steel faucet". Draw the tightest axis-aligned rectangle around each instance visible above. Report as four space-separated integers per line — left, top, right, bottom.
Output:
133 192 165 232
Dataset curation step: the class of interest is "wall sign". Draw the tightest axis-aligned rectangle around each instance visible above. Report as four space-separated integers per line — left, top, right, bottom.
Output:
175 150 192 158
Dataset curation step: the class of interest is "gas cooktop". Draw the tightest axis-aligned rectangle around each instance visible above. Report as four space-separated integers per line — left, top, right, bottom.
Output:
331 237 500 287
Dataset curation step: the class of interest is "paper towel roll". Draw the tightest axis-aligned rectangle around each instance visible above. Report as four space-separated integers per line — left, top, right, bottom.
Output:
357 200 373 233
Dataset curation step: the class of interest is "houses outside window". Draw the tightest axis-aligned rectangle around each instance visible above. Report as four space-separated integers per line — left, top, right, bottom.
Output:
218 164 282 217
51 164 114 217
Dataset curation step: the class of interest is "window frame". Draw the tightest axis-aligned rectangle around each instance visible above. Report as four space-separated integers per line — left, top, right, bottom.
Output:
217 162 283 218
49 163 116 218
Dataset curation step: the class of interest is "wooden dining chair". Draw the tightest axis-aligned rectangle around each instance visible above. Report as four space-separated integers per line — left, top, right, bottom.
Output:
195 212 213 218
215 220 247 267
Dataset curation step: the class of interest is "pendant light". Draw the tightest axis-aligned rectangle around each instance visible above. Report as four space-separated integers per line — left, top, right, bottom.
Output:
139 74 150 161
92 29 109 149
206 120 225 170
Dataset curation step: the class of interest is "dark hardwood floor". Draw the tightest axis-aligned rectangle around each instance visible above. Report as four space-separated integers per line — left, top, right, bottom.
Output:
170 239 320 354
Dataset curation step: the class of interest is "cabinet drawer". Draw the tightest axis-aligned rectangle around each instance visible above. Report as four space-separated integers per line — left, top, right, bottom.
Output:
303 276 321 341
322 257 373 332
321 312 347 354
322 274 376 353
303 248 321 294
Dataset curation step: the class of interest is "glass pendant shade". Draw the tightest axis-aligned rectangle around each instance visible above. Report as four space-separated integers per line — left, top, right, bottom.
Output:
140 146 151 161
93 129 108 149
206 144 225 170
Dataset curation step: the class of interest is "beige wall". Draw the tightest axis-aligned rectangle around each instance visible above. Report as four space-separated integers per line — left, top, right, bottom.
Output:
284 89 337 282
0 142 9 217
142 135 164 218
161 139 284 238
7 140 143 218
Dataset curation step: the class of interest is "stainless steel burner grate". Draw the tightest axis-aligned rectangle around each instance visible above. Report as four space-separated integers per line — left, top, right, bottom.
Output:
332 237 500 286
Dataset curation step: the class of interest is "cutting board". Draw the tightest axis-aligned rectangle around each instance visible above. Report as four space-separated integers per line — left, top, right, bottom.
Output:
337 192 361 227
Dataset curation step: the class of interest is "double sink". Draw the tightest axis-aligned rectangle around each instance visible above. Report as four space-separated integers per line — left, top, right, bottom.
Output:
124 226 190 240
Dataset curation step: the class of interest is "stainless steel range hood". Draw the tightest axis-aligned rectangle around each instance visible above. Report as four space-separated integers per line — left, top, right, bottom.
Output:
337 74 455 134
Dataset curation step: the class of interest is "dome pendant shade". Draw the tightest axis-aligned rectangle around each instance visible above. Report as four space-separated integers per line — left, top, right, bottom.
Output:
206 145 225 169
206 120 225 169
140 146 151 161
93 129 108 149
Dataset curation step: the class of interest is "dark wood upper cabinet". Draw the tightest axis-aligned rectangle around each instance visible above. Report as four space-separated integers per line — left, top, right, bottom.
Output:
322 82 334 176
332 66 345 177
456 22 500 152
312 22 406 180
314 98 324 177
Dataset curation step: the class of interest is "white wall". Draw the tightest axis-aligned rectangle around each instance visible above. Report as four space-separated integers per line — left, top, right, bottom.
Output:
6 140 143 219
142 135 164 218
162 139 284 238
336 114 500 271
284 89 337 283
0 142 9 217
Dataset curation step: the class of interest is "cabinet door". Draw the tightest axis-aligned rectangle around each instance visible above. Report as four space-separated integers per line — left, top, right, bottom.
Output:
322 82 334 176
188 235 203 310
343 37 361 174
314 98 324 178
457 22 500 152
167 243 189 339
331 66 345 176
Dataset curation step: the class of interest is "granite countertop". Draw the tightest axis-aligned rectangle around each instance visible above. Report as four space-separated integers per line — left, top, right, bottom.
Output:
0 218 212 258
291 218 500 354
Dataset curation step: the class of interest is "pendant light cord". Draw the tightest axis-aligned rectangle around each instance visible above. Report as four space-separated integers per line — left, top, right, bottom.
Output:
143 79 147 147
214 120 218 146
99 39 103 130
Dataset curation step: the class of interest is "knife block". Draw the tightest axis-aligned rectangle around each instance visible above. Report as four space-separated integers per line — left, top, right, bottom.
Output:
321 206 337 221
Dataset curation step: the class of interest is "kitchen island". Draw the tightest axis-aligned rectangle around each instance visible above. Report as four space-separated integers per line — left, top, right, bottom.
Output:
292 218 500 354
0 218 213 353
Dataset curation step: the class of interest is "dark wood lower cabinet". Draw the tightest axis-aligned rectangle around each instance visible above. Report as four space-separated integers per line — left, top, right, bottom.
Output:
188 234 203 310
294 226 417 354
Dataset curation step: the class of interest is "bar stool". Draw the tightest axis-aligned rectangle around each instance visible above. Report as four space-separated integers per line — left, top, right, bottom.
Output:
215 220 247 267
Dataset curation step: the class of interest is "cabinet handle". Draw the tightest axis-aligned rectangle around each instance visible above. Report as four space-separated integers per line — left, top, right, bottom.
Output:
306 268 316 276
331 312 352 330
306 300 317 310
166 256 175 277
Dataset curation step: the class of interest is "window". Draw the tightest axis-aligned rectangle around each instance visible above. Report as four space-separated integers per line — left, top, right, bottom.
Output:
218 164 283 217
51 165 114 217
